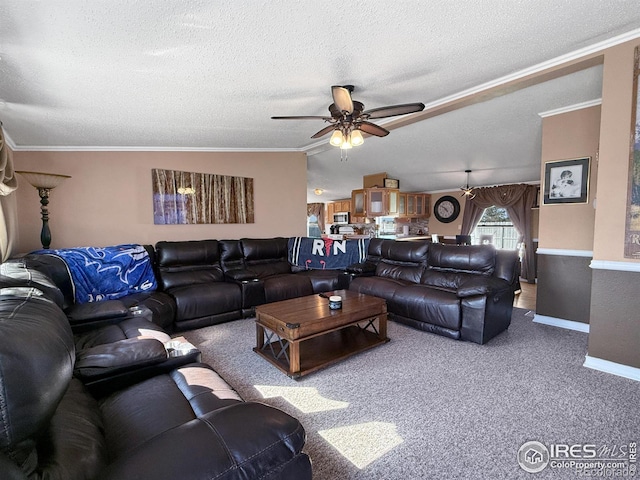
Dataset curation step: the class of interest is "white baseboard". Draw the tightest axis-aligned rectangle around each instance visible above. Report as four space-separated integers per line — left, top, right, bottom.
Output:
583 355 640 382
533 314 590 333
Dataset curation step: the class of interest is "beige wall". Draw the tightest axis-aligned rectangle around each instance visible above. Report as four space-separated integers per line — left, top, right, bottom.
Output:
587 40 640 369
429 191 467 236
430 189 539 239
593 40 639 262
13 150 307 253
538 105 601 251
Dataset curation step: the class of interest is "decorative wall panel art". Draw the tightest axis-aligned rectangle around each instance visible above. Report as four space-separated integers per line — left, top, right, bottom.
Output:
626 47 640 258
152 168 254 224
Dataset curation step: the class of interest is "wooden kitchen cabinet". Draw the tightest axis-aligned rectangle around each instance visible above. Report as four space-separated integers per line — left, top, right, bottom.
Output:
398 193 431 218
326 199 352 224
351 188 399 217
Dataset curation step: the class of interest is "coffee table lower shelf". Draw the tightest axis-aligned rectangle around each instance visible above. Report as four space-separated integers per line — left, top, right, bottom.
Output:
254 325 389 378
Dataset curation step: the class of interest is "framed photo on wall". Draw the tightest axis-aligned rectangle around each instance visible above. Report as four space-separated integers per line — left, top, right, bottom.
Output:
543 157 590 205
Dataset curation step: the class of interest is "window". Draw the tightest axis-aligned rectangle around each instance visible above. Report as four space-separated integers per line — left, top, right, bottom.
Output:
471 206 519 249
307 214 322 237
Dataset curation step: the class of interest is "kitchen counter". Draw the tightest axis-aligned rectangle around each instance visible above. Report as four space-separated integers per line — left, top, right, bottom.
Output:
376 234 430 241
393 235 430 241
321 234 372 240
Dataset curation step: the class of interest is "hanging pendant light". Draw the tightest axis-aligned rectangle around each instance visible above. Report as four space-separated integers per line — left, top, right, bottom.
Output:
460 170 476 199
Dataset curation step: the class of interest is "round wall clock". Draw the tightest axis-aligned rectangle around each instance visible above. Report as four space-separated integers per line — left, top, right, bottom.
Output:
434 195 461 223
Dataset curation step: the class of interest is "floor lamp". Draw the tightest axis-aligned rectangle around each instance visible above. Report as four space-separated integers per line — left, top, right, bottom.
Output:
16 171 71 249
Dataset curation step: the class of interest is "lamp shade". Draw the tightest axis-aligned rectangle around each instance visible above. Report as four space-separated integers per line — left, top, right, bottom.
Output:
329 129 344 147
350 129 364 146
16 171 71 189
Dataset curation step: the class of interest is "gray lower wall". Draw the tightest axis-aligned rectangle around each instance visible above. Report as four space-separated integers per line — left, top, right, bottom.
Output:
536 253 592 323
588 268 640 369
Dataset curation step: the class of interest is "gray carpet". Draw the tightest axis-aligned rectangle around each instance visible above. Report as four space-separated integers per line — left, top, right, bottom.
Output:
182 309 640 479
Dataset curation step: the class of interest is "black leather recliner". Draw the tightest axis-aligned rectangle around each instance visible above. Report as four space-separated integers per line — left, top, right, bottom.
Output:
155 240 243 330
0 285 312 479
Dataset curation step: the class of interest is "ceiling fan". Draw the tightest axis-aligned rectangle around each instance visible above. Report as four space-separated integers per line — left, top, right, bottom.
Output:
460 169 476 199
271 85 425 151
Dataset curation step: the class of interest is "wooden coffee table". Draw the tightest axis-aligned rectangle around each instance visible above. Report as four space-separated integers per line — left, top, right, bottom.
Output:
254 289 388 378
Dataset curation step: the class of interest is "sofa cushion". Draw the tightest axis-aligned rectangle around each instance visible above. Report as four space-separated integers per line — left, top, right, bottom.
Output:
263 274 314 303
156 240 224 290
242 237 289 262
294 269 345 293
427 243 495 275
32 378 107 480
381 238 429 263
391 285 461 330
0 293 75 466
420 270 465 291
349 276 410 302
66 299 129 324
0 260 65 307
74 317 171 350
19 253 75 308
241 238 292 278
169 282 241 323
99 363 242 460
375 260 425 284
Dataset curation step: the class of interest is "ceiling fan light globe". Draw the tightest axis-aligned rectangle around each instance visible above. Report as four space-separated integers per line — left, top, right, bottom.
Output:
350 129 364 146
329 129 344 147
340 137 353 150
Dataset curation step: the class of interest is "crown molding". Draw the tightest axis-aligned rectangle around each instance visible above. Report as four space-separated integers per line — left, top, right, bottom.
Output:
10 145 304 153
538 98 602 118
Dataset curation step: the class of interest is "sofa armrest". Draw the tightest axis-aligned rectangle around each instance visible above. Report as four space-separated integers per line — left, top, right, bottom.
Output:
66 299 130 332
98 402 312 480
224 268 259 282
345 261 377 276
456 276 511 298
74 337 168 381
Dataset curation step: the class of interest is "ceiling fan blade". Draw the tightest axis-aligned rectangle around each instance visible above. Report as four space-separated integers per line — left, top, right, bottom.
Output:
363 102 426 119
271 115 333 120
331 86 354 114
311 124 337 139
359 121 390 137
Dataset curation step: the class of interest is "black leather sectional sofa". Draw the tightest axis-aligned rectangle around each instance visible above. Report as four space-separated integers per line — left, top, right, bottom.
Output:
0 236 520 478
15 236 519 343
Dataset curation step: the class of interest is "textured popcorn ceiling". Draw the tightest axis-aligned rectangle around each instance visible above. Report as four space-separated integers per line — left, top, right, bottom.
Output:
1 1 639 200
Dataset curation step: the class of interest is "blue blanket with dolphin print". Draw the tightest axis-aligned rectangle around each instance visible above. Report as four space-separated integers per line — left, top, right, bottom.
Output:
34 244 157 304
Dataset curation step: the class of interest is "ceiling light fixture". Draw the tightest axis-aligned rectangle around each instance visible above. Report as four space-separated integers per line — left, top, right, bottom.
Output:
314 188 324 195
460 169 476 199
272 85 425 161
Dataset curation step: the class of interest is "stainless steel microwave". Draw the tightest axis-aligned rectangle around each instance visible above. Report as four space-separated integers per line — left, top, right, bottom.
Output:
333 212 350 224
